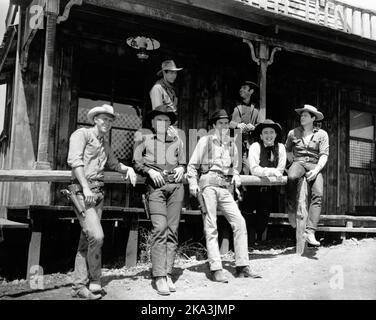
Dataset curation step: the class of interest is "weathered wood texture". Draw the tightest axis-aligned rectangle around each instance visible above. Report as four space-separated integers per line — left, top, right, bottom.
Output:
2 8 45 212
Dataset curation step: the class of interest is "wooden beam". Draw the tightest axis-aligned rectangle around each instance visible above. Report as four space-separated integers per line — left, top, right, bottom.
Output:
316 226 376 232
35 0 59 169
296 177 308 255
0 169 288 185
82 0 376 72
0 217 29 228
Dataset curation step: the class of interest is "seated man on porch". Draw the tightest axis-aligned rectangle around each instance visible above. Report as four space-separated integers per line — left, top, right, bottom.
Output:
229 80 262 175
67 104 137 300
285 105 329 246
187 109 261 283
149 59 183 139
248 119 286 243
133 105 185 296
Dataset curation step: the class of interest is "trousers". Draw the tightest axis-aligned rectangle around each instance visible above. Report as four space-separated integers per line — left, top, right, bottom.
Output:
147 183 184 277
202 186 249 271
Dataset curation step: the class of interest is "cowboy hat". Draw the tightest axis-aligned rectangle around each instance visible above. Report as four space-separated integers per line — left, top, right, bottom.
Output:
242 80 259 90
240 80 260 103
294 104 324 121
156 60 183 77
147 104 177 123
208 109 230 125
254 119 282 138
87 104 117 123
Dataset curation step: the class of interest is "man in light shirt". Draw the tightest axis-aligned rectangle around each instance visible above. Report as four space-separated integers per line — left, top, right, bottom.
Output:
187 109 261 283
67 104 137 299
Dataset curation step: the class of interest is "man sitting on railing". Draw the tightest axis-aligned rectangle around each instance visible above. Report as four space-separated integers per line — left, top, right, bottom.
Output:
248 119 286 243
67 104 137 300
285 105 329 247
187 109 261 283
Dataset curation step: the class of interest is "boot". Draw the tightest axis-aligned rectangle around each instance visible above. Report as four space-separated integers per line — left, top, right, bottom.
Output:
211 270 228 283
71 287 102 300
89 283 102 294
154 276 170 295
305 230 320 246
166 275 176 292
235 266 262 279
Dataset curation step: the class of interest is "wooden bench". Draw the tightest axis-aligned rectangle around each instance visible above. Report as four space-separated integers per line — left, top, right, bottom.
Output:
6 205 144 279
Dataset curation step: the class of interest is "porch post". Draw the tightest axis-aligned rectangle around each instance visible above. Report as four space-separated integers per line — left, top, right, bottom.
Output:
243 39 281 121
35 0 59 169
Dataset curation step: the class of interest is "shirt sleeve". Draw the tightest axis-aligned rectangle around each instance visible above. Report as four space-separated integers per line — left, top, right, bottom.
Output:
149 84 164 109
285 130 294 153
187 136 207 187
132 130 149 176
177 138 186 168
248 142 268 176
229 106 242 129
277 143 287 174
319 130 330 157
67 129 87 169
232 141 240 176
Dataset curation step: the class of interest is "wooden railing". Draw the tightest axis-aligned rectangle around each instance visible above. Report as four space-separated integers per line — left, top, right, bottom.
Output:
0 169 287 185
238 0 376 40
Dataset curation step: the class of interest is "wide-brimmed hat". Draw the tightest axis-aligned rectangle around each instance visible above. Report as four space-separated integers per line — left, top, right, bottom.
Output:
242 80 259 90
254 119 282 137
240 80 259 103
295 104 324 121
147 104 177 123
156 60 183 77
87 104 117 123
209 109 230 125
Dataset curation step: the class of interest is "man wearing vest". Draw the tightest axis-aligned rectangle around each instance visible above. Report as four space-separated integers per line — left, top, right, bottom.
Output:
187 109 261 283
133 105 185 295
285 105 329 246
150 60 183 113
248 120 287 242
67 104 137 299
150 60 183 138
229 80 263 174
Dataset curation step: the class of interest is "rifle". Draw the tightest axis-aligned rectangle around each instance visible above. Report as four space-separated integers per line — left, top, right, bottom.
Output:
61 184 86 218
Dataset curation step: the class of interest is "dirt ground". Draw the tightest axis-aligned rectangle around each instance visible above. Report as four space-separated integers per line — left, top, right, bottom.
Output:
1 237 376 300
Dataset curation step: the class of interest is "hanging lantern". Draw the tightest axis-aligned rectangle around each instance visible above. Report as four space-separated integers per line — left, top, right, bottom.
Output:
126 36 160 61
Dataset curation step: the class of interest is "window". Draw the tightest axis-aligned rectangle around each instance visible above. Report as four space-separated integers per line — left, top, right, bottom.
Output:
349 110 375 169
77 97 142 162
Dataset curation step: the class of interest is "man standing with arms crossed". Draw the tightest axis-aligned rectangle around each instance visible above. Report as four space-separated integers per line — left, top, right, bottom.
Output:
67 104 137 299
187 109 261 283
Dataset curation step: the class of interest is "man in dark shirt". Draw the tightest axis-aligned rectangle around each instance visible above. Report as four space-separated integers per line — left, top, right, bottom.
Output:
133 104 185 295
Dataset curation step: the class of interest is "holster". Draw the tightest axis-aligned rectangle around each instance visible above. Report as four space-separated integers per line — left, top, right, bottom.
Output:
197 191 208 215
